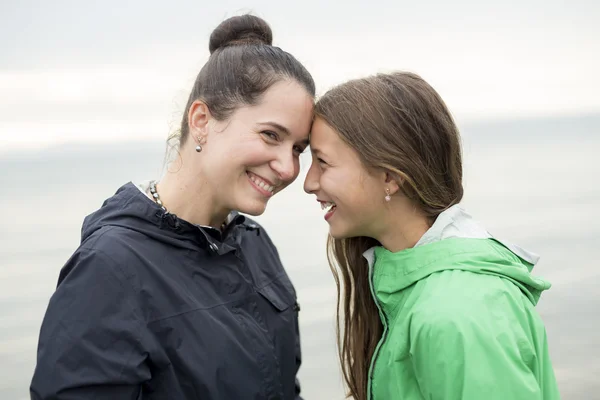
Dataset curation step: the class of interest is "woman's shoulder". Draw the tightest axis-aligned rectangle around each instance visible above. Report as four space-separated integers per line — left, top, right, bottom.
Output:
61 227 141 287
57 224 167 303
78 225 146 267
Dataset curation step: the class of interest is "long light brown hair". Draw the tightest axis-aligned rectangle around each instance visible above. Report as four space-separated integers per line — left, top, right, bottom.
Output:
315 72 464 400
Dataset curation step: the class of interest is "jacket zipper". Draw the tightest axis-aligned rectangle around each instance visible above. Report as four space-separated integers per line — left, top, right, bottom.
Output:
366 256 389 400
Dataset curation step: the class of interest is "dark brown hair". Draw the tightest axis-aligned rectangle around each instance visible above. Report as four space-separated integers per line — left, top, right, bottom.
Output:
169 14 315 148
315 72 463 400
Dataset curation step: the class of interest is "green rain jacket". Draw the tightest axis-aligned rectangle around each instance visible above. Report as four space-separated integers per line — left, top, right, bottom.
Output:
364 205 560 400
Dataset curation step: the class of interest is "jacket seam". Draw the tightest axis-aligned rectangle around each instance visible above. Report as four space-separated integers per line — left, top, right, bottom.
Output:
376 245 497 279
146 295 255 324
255 271 294 290
146 281 295 325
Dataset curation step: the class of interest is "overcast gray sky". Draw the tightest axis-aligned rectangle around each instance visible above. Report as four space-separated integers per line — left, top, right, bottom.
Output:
1 0 598 150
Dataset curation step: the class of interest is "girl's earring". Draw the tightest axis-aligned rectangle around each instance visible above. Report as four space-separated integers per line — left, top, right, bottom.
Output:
195 136 203 153
385 188 391 202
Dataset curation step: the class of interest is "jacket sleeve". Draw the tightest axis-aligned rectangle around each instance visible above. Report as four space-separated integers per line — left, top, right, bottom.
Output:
30 247 151 399
409 308 542 400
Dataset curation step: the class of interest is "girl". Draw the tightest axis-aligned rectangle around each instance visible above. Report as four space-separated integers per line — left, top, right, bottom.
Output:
304 72 560 400
31 14 314 400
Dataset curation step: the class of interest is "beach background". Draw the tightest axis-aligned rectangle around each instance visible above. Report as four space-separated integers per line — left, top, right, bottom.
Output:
1 1 599 399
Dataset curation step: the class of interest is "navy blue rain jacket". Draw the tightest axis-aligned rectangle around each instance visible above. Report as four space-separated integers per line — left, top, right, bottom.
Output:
30 182 303 400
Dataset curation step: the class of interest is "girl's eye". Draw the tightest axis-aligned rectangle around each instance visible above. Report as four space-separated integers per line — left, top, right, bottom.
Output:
317 157 328 165
262 130 280 141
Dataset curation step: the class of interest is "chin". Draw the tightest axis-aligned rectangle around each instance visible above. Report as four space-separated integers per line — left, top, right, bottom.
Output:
328 226 352 240
328 221 366 240
237 200 268 216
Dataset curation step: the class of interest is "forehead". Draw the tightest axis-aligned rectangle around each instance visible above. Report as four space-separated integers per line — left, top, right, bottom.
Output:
260 80 313 111
309 117 345 150
310 117 368 166
235 80 313 135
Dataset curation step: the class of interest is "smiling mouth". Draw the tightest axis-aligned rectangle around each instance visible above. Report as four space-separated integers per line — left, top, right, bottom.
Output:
320 201 337 221
247 171 275 197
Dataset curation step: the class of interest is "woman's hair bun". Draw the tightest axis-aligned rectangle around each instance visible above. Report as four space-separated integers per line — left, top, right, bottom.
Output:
209 14 273 54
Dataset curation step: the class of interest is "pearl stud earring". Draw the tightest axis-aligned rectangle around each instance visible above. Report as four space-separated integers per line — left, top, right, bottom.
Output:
385 188 391 202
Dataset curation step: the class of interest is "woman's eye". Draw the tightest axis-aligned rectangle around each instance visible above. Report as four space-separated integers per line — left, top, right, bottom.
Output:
317 157 327 165
262 130 279 141
293 145 307 155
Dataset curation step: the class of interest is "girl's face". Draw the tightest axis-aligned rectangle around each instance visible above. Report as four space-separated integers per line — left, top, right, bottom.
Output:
304 118 389 239
194 80 314 217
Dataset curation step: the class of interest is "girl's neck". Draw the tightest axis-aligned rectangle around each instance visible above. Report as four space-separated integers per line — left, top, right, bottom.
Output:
376 202 432 253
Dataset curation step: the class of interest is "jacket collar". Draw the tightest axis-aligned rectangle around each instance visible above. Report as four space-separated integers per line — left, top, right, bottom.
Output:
363 205 539 268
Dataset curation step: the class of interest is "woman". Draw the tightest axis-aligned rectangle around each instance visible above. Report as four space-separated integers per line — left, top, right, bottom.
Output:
304 72 560 400
31 15 315 400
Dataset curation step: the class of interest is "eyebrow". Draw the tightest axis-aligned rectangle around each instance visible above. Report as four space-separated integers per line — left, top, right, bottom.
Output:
258 121 290 136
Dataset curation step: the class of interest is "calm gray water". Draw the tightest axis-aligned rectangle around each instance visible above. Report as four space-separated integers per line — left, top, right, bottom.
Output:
1 114 599 399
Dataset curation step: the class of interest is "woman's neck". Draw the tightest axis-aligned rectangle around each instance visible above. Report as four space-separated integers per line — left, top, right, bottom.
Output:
154 156 229 229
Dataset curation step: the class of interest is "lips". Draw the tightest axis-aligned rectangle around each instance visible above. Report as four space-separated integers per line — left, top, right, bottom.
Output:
324 205 336 221
247 171 276 197
318 200 337 221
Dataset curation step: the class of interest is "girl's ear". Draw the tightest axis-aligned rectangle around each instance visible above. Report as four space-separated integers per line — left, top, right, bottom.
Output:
384 171 401 195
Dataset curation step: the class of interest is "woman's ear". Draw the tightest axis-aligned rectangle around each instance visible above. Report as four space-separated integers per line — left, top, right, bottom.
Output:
188 100 211 140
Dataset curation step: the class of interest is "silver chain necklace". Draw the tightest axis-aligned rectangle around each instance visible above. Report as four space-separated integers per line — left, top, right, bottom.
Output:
149 180 228 233
149 180 168 213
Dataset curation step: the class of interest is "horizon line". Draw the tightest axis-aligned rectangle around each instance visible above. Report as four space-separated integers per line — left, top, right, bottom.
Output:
1 110 599 157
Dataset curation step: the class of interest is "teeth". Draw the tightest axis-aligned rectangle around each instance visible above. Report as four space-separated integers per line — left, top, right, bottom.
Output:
321 202 336 212
249 174 274 193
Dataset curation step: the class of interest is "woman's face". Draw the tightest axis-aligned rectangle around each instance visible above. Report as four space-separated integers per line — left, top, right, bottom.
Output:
195 79 314 217
304 118 388 239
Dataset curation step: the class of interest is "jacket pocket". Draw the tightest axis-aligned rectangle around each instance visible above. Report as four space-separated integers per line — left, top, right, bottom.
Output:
256 274 298 312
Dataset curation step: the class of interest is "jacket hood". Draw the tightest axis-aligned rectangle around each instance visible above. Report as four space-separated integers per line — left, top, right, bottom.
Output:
364 205 551 305
81 182 250 253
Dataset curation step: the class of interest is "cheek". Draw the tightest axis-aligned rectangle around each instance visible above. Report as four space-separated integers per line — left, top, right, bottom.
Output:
320 174 340 197
234 141 270 165
327 173 362 203
350 187 376 211
342 178 382 215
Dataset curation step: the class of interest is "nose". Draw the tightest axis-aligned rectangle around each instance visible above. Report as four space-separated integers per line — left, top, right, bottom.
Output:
271 150 298 183
303 160 320 194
